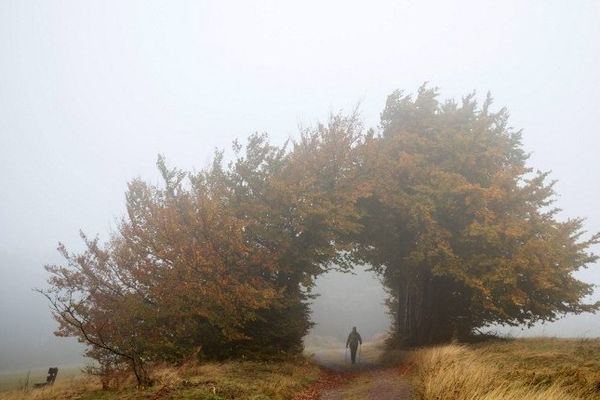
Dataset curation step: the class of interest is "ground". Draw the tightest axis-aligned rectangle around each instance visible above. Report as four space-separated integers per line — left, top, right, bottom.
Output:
297 338 414 400
319 369 412 400
3 338 600 400
0 360 321 400
411 338 600 400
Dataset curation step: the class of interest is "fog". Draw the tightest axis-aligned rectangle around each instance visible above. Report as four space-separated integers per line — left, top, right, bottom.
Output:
1 0 599 371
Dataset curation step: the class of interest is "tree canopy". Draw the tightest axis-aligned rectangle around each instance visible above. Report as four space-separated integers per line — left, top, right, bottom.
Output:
41 86 599 385
355 86 599 345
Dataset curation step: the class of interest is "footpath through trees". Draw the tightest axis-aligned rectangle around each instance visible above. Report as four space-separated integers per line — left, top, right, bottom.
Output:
40 86 599 386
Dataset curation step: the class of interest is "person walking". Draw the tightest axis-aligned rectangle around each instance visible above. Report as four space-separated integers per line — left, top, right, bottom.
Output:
346 326 362 364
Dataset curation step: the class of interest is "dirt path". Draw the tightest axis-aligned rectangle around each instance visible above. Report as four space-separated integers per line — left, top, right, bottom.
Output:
298 342 414 400
320 368 413 400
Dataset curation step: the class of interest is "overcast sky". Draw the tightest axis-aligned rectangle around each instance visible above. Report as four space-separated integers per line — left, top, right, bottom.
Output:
1 0 599 370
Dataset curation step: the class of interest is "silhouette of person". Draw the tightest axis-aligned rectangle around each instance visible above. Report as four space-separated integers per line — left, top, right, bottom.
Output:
346 326 362 364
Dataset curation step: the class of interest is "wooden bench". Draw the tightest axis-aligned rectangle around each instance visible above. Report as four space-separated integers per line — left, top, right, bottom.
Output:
33 367 58 388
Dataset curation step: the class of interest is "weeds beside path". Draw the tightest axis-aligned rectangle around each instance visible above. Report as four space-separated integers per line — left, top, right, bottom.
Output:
411 339 600 400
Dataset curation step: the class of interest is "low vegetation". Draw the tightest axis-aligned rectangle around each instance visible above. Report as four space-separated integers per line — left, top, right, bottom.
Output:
0 359 320 400
410 338 600 400
0 367 81 392
4 338 600 399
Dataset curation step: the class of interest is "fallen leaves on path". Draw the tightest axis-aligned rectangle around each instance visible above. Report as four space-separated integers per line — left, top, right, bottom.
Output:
292 369 356 400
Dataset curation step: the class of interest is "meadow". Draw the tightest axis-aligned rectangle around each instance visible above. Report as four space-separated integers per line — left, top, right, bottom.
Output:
0 359 320 400
410 338 600 400
2 338 600 399
0 366 82 393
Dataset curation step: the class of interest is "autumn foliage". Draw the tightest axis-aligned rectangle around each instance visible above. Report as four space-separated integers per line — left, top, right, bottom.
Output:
355 87 599 346
40 86 599 385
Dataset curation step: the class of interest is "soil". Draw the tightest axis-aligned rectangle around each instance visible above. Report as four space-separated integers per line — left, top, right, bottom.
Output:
295 344 414 400
319 368 413 400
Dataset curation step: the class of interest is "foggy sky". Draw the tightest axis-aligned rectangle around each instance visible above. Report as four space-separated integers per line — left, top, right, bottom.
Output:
1 0 599 370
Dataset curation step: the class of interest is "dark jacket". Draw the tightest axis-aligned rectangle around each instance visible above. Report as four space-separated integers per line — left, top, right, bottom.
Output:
346 331 362 348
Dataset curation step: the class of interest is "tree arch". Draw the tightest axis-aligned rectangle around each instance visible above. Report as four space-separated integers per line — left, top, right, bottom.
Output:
41 87 599 385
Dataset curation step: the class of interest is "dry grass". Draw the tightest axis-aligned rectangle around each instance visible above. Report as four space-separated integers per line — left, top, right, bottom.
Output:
0 366 83 392
0 373 100 400
6 338 599 400
0 359 320 400
410 338 600 400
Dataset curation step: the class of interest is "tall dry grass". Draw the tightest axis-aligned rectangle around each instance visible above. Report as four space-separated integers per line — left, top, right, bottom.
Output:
410 339 600 400
0 358 320 400
0 374 100 400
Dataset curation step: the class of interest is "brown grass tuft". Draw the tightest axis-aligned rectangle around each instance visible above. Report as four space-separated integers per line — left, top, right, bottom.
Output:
410 338 600 400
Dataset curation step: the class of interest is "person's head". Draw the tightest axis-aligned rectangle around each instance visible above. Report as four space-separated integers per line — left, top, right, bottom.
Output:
352 326 357 332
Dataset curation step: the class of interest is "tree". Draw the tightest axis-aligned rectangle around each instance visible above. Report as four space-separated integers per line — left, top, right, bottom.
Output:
40 157 281 385
41 86 599 382
216 113 369 354
40 114 369 382
354 85 599 346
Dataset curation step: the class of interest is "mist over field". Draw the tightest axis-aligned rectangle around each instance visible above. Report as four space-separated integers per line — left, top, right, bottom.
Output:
1 0 600 374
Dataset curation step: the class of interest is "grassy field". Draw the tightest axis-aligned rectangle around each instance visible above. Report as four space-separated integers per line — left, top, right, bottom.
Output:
0 366 83 392
3 338 600 399
410 338 600 400
0 359 320 400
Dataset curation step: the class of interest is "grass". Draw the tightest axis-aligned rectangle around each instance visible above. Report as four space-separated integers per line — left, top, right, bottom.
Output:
409 338 600 400
4 338 600 400
0 359 320 400
0 366 83 392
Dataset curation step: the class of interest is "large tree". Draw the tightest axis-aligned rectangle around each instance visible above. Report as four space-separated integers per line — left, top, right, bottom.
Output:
40 113 368 383
41 86 599 385
40 157 281 385
354 85 599 346
215 113 368 354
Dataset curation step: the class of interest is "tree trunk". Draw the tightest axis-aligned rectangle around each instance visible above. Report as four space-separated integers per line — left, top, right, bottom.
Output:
131 357 152 387
393 271 452 347
395 280 410 345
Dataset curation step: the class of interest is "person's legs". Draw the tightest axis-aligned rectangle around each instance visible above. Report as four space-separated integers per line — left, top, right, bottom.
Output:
350 345 357 364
